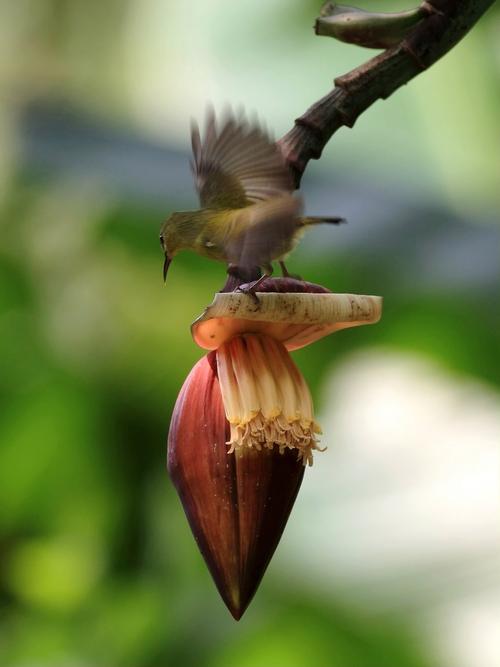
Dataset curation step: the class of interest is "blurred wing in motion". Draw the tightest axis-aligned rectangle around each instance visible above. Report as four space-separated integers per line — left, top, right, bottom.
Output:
225 195 303 270
191 109 294 210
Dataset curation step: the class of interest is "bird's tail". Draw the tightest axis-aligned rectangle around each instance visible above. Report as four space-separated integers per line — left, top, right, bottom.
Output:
300 215 346 227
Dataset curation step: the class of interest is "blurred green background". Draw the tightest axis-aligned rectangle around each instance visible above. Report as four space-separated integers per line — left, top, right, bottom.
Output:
1 1 499 666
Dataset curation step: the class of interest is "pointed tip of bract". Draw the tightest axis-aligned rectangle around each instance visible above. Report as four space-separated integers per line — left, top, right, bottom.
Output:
226 595 245 621
229 605 244 621
222 585 243 620
218 580 255 621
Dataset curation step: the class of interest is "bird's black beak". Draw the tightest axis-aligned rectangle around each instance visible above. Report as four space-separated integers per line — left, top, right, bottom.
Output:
163 253 171 283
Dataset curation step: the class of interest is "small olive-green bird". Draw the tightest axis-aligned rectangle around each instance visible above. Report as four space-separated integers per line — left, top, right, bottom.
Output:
160 110 344 286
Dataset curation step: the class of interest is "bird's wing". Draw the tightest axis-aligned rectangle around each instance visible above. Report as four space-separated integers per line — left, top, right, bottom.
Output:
225 195 303 269
191 109 294 210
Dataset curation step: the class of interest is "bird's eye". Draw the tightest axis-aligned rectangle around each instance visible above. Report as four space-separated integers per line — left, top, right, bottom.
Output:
159 234 164 248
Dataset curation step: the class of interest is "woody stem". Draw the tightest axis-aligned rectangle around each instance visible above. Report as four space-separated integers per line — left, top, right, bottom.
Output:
277 0 495 187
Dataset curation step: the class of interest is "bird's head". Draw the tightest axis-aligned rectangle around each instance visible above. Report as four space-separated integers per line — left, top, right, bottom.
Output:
159 212 189 282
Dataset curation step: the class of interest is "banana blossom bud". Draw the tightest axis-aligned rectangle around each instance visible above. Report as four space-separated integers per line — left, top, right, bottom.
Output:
168 279 382 618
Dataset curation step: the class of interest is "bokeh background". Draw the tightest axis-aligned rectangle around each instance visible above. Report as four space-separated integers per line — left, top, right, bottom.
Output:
1 1 499 666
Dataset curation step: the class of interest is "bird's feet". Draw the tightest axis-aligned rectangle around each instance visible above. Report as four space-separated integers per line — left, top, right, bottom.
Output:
279 261 303 281
235 273 272 306
235 284 261 306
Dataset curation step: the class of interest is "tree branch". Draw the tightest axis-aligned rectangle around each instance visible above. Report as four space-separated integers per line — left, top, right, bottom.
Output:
278 0 495 187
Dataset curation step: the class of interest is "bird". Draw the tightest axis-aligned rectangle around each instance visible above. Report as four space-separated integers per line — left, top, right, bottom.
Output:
160 109 344 292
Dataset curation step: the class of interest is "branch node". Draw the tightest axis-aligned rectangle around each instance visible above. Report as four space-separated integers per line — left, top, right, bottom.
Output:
334 49 390 92
333 73 350 90
331 101 357 128
420 1 445 18
292 120 323 159
295 117 323 139
401 40 428 70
